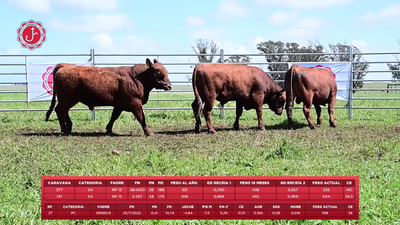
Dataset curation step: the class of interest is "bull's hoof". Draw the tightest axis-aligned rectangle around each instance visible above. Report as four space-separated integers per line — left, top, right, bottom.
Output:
310 126 316 130
106 131 118 136
259 126 266 131
61 132 71 136
330 122 337 128
195 125 201 133
145 131 154 136
233 125 240 131
317 121 322 126
208 129 217 134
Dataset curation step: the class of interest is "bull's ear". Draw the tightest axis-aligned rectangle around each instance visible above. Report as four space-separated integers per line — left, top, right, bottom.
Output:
279 89 285 95
153 59 159 64
146 58 153 68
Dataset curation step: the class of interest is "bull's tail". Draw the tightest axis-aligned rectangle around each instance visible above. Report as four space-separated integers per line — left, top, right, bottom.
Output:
285 65 295 128
191 65 203 132
45 64 62 122
286 65 295 106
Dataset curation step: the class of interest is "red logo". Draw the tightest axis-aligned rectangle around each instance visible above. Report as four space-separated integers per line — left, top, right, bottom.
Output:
17 20 47 50
42 66 54 95
310 65 336 79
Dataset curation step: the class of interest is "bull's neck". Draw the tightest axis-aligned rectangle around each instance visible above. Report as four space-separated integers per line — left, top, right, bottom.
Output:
271 83 282 94
265 83 282 103
136 72 155 104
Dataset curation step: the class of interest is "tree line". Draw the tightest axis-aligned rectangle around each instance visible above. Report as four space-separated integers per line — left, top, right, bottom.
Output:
189 38 400 90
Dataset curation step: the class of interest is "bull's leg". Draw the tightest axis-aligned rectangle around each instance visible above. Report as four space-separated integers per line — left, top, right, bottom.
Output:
328 98 337 128
233 103 243 131
256 105 265 131
64 102 78 134
106 107 123 135
203 99 216 134
315 104 322 125
55 103 70 135
303 101 315 129
191 99 202 133
65 112 73 134
131 102 153 136
286 98 295 130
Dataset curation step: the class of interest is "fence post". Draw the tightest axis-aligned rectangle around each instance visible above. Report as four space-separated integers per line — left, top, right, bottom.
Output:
90 48 96 121
219 49 225 119
348 46 354 120
24 55 29 109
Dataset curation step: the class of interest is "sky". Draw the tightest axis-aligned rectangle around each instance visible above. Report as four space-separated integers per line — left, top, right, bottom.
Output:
1 0 400 83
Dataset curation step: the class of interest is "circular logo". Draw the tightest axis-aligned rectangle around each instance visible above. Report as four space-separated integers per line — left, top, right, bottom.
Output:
17 20 47 50
42 66 54 95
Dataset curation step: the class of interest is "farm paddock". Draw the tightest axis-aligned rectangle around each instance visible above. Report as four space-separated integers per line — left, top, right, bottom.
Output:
0 84 399 225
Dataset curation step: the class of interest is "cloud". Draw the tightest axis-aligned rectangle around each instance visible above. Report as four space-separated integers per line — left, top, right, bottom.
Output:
7 0 50 12
7 0 118 12
125 35 158 53
186 17 204 27
254 0 352 9
296 17 324 29
215 0 249 19
254 37 266 45
188 28 224 40
278 17 325 40
51 14 131 32
351 40 368 51
220 41 251 54
358 4 400 25
269 11 291 25
56 0 118 11
92 33 114 51
91 34 158 55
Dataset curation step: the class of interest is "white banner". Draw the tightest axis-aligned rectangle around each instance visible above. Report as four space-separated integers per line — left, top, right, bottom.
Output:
27 61 92 101
288 62 351 101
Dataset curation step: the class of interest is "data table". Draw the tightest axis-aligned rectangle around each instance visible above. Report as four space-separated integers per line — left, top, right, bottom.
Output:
41 176 359 220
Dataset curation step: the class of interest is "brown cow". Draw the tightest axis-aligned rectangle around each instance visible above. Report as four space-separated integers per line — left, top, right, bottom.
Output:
285 64 337 130
45 58 172 136
191 63 286 134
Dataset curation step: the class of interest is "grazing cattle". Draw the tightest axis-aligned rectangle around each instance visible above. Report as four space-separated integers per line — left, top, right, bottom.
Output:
191 63 286 134
45 58 172 136
285 64 337 130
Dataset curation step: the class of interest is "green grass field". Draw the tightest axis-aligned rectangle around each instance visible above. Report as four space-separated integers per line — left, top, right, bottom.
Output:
0 83 399 225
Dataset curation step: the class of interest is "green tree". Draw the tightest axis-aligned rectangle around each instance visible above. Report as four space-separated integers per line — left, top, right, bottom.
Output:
188 39 220 82
387 40 400 80
191 39 219 63
223 55 251 64
327 42 369 92
256 40 326 86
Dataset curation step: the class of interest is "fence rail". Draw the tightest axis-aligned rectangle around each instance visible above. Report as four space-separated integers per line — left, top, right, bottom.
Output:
0 48 399 120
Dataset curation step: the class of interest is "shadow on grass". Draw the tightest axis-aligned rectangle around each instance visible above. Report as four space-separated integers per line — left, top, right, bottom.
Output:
21 132 133 137
156 121 309 135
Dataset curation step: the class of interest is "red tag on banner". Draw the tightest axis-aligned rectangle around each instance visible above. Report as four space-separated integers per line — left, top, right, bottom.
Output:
41 176 359 220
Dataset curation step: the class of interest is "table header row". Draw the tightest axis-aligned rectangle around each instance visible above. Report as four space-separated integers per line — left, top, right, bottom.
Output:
44 180 355 187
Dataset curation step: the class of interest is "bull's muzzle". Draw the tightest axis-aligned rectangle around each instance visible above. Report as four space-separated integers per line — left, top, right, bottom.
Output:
276 109 283 115
164 84 172 91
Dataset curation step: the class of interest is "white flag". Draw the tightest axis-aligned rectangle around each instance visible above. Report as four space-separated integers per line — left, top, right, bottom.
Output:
27 61 92 101
288 62 351 101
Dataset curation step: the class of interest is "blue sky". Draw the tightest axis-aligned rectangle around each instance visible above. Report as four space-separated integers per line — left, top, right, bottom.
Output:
1 0 400 82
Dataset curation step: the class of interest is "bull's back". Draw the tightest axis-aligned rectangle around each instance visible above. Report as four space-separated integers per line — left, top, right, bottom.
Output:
54 64 138 106
194 64 262 96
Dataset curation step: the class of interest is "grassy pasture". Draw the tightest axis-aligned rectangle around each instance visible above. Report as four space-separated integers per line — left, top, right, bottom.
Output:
0 83 399 225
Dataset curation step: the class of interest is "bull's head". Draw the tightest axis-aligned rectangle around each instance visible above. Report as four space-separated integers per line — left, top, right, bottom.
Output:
146 58 172 91
268 89 286 115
